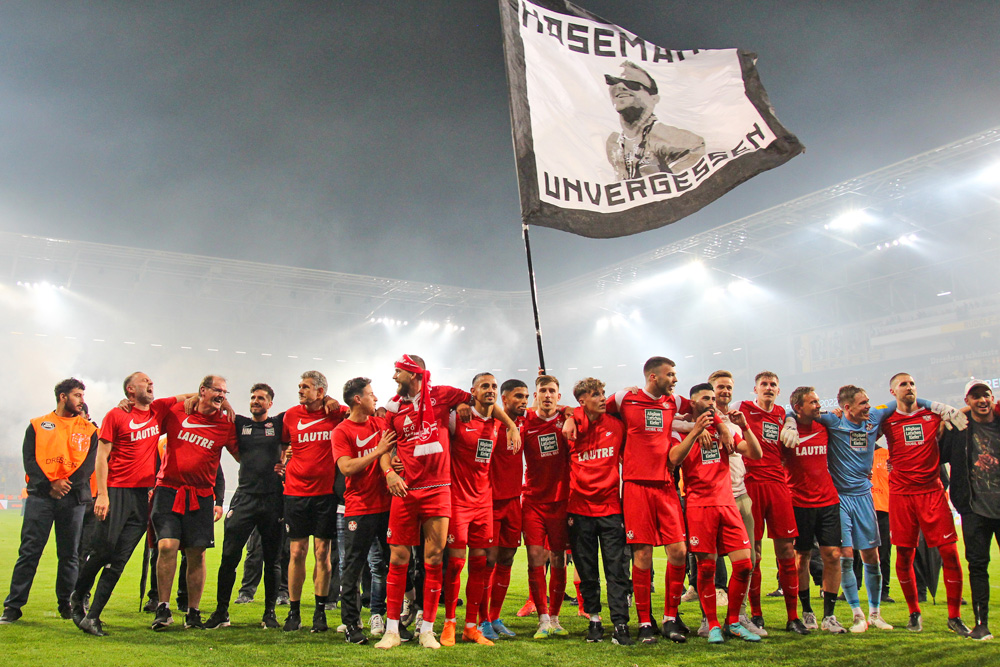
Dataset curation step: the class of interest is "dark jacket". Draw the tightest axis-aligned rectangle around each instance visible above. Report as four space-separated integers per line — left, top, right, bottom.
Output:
939 419 996 515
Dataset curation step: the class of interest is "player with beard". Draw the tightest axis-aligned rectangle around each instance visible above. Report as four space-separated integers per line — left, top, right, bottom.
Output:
149 376 237 631
375 355 520 650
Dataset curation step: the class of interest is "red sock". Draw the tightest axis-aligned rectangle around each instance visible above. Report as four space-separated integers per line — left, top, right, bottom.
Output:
633 565 652 625
749 559 763 616
528 565 549 616
895 546 920 614
549 565 567 617
777 557 799 621
464 555 487 626
490 564 512 622
479 563 494 624
940 542 964 619
386 562 408 621
574 569 584 609
443 557 465 620
727 558 752 625
666 562 686 618
697 559 719 628
423 563 443 624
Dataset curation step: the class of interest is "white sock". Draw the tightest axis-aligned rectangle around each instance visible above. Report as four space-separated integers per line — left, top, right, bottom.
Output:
551 615 560 626
386 618 399 634
539 613 550 623
465 622 476 629
589 614 600 622
446 617 456 624
420 619 435 634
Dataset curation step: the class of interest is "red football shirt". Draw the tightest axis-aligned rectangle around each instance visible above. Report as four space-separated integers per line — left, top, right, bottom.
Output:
781 419 839 507
521 409 569 504
567 409 624 516
449 409 499 507
677 423 742 507
156 401 236 490
739 400 787 484
881 408 944 494
282 404 346 497
384 385 472 490
489 415 524 501
99 397 176 488
607 389 677 483
332 416 391 516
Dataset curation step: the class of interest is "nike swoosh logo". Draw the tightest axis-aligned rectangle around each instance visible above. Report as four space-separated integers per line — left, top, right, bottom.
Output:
181 417 213 429
355 433 377 448
743 540 750 544
465 427 477 432
786 529 795 534
129 418 152 430
798 433 819 443
297 418 326 430
944 532 955 539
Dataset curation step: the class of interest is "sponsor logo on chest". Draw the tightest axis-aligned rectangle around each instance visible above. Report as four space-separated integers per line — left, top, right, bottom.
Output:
761 421 780 442
849 431 868 451
179 430 216 449
578 446 614 462
700 441 721 464
644 409 663 431
538 432 560 457
297 429 333 443
902 423 925 446
475 438 493 463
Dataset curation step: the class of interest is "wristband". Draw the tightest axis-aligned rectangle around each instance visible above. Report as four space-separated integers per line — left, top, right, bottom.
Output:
383 468 392 476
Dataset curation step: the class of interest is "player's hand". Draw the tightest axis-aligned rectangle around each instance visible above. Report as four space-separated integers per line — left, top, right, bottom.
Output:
696 430 713 447
221 398 236 422
885 460 893 473
693 410 713 435
213 506 224 522
780 417 799 448
94 493 110 521
390 455 405 474
183 395 198 415
273 461 285 476
117 398 134 412
456 403 472 423
323 396 341 415
930 401 968 431
728 410 748 429
716 417 734 453
385 471 408 497
507 426 522 453
831 406 843 418
562 416 577 441
375 430 397 456
625 386 640 394
49 478 71 499
375 407 387 418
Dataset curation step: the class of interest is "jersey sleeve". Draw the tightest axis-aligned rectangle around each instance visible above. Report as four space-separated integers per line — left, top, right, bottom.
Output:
332 427 351 462
440 386 473 409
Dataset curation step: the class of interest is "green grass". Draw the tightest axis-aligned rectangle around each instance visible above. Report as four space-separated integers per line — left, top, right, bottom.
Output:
1 511 999 666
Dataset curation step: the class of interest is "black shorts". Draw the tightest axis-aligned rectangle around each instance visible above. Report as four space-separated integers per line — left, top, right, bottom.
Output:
793 503 842 551
284 494 337 540
151 487 216 549
88 486 150 552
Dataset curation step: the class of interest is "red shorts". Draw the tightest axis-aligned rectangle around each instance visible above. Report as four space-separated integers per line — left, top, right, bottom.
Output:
492 497 522 549
686 504 750 555
622 481 685 546
889 489 958 548
746 480 798 541
522 499 568 551
387 486 451 546
448 502 493 550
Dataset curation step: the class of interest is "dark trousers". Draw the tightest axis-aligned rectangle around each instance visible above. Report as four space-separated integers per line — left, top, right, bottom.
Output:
567 512 630 625
961 512 1000 625
238 529 290 598
216 492 284 611
876 510 892 594
340 512 389 627
4 494 86 610
74 487 149 618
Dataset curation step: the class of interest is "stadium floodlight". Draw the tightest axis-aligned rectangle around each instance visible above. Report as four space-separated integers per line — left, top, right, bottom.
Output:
826 209 872 231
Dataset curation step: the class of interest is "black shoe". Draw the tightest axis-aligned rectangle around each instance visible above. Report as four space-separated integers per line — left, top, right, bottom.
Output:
948 617 972 637
612 623 634 645
58 601 73 620
882 594 896 604
566 592 578 606
311 608 328 633
204 609 230 629
970 623 993 641
283 610 301 632
675 613 690 636
276 593 290 606
79 617 106 637
0 607 22 625
184 608 205 629
917 592 927 603
176 596 189 613
399 621 415 642
143 597 158 613
344 623 368 644
70 592 86 627
751 614 766 630
261 610 279 629
786 618 810 635
235 593 254 604
906 612 922 632
638 623 659 644
586 621 604 642
151 603 172 631
659 619 686 643
324 601 337 611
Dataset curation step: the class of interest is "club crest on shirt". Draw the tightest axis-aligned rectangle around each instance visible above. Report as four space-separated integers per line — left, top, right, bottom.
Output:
644 409 663 431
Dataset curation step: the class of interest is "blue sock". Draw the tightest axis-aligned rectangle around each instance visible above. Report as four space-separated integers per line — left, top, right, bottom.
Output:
863 562 882 611
840 558 860 610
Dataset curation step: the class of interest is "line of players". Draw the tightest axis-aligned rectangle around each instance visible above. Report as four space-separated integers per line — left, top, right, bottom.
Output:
3 355 989 646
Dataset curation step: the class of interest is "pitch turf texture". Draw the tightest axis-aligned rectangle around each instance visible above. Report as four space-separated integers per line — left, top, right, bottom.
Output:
1 513 998 666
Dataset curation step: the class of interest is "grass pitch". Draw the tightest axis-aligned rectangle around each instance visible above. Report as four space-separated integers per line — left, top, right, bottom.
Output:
1 512 998 666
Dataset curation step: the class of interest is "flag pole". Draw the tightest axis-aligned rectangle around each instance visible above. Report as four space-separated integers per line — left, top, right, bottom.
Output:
522 222 546 371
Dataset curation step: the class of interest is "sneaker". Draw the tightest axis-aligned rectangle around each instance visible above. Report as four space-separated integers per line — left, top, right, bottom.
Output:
741 613 767 637
142 597 158 613
151 604 172 631
400 597 415 626
176 596 188 613
480 620 499 640
680 585 699 602
533 619 552 639
586 620 604 642
767 587 784 597
697 616 710 638
184 609 205 630
398 622 414 642
906 612 922 632
204 609 230 629
344 623 367 644
882 594 896 604
548 617 568 636
850 611 867 633
638 623 659 644
0 607 22 624
707 626 724 644
517 598 536 617
786 618 810 635
716 588 729 607
70 592 86 627
414 609 423 630
235 594 253 604
418 630 441 649
261 610 279 629
375 631 401 649
441 620 457 646
948 617 972 637
803 611 818 630
324 601 337 611
491 618 516 637
868 611 893 630
659 619 685 643
612 623 634 645
58 602 73 620
726 622 761 642
675 613 690 635
369 613 384 637
751 614 766 633
821 615 847 634
79 617 106 636
969 623 993 641
311 607 328 633
283 610 301 632
276 593 290 606
462 625 495 645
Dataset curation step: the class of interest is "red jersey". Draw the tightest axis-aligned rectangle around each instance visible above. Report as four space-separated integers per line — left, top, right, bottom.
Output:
99 397 176 488
384 385 472 490
567 408 624 516
607 389 678 483
781 419 839 507
489 414 524 501
881 408 944 494
677 423 742 507
332 416 391 516
449 409 499 507
739 400 786 484
282 404 346 497
521 409 569 503
156 401 236 490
